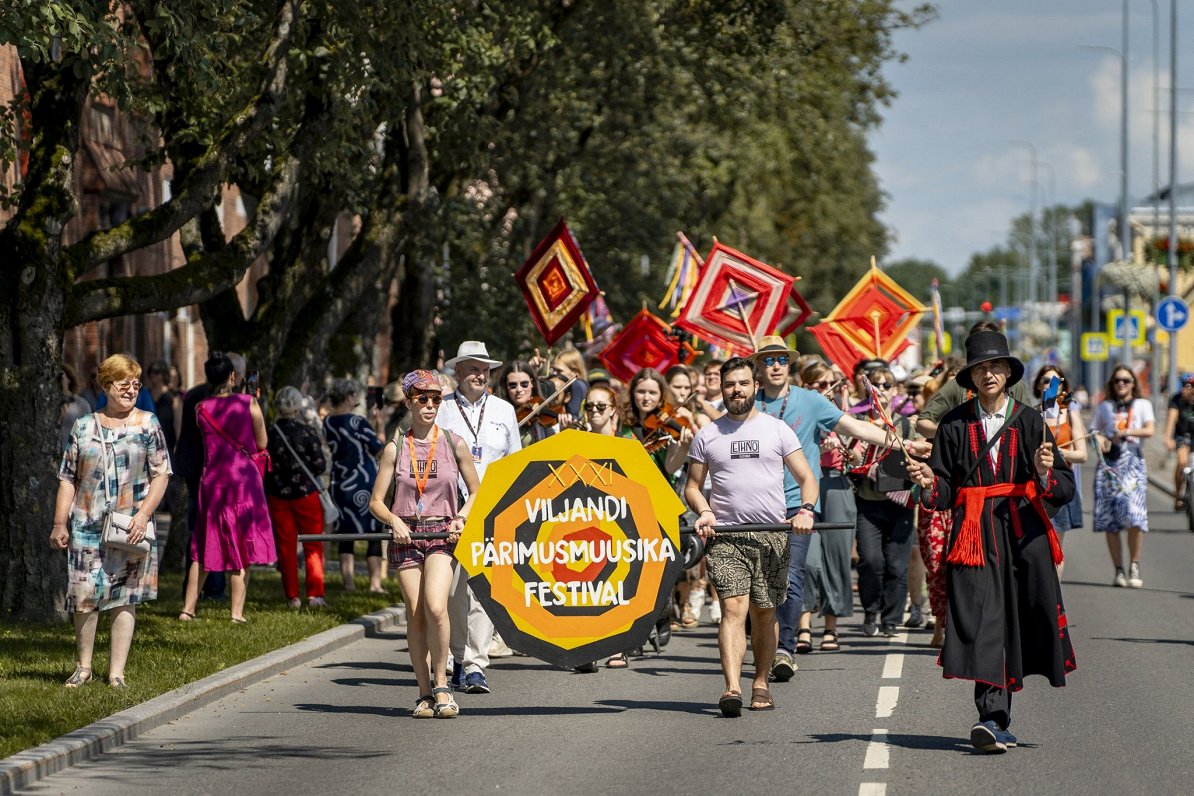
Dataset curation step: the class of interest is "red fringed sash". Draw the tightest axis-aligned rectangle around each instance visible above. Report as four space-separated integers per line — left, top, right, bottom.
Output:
948 480 1064 568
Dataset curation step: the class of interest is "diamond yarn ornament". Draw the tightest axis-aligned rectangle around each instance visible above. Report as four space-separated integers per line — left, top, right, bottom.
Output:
674 241 794 355
816 261 925 362
515 219 600 345
599 310 696 383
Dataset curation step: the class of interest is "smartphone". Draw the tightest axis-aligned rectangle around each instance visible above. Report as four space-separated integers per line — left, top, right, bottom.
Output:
244 371 259 397
366 385 385 411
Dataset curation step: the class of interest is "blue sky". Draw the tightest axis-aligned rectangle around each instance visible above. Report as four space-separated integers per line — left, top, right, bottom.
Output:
871 1 1194 275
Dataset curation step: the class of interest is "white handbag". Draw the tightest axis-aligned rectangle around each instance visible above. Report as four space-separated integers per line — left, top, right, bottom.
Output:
274 423 340 525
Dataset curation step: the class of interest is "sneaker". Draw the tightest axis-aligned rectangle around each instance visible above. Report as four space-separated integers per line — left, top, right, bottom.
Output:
288 597 302 609
905 604 924 628
307 597 327 608
970 720 1008 754
1112 568 1128 588
489 635 515 658
1127 562 1143 589
996 727 1018 748
880 623 899 638
450 661 463 690
574 661 599 673
770 652 797 683
463 671 490 694
862 612 879 637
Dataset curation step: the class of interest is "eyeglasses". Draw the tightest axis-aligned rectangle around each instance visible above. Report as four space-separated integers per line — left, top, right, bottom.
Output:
811 380 833 390
506 380 532 389
411 394 443 406
110 380 141 392
584 402 611 413
870 381 893 390
761 355 790 368
1113 378 1134 385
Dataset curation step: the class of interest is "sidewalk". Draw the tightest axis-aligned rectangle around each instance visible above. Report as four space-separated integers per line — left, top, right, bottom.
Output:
0 605 406 795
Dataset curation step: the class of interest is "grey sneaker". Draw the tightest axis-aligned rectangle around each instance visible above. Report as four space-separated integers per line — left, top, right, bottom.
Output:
1127 562 1143 588
1112 568 1128 588
770 652 797 682
905 605 924 628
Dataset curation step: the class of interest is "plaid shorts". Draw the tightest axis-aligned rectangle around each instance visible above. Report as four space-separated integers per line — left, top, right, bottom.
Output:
705 531 791 608
387 518 456 571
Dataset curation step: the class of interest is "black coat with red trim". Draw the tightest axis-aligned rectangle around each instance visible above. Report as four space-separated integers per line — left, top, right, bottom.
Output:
921 396 1076 691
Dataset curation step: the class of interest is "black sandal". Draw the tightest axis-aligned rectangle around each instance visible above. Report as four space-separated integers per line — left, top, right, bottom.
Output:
820 629 840 652
795 627 814 654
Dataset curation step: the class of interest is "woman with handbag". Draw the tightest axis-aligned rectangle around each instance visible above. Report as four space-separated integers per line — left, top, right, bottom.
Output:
180 352 275 623
50 354 171 688
267 386 332 608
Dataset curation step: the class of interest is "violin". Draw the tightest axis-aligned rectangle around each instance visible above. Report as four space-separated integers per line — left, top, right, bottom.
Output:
640 402 693 452
516 397 564 428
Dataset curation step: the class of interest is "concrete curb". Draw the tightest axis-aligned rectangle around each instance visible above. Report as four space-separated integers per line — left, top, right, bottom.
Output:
0 604 406 795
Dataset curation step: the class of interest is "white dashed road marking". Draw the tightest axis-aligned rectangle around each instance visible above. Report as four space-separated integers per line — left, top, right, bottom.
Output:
858 784 887 796
875 685 899 718
880 652 904 679
863 729 891 769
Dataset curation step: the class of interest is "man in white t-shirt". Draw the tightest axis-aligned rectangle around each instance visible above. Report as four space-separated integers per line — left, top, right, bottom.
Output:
684 357 818 717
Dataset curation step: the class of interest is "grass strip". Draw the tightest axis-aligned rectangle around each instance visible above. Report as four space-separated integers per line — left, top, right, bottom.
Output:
0 569 403 760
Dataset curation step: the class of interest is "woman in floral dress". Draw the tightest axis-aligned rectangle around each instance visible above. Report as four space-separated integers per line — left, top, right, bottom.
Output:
51 354 171 688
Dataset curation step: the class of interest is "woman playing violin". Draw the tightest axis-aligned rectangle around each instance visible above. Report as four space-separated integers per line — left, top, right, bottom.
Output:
498 361 571 446
618 368 694 481
665 365 712 431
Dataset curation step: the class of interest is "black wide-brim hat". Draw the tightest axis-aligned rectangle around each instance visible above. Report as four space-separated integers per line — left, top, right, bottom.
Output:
955 330 1024 391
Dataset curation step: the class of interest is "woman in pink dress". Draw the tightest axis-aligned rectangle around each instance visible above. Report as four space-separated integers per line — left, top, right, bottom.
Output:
180 352 274 623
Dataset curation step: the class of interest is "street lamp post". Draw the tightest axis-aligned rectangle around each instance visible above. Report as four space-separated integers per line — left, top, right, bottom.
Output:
1167 0 1180 396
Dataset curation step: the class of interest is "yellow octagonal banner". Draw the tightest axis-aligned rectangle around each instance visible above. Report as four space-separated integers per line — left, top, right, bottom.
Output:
457 430 686 668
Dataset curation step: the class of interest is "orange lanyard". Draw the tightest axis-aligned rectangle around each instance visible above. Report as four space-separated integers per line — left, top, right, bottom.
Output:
406 426 440 514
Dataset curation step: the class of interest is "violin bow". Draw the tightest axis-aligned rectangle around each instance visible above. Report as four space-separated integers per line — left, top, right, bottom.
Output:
517 375 578 429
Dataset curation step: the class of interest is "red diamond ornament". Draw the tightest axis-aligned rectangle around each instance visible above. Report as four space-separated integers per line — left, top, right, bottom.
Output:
675 241 794 355
599 310 696 383
816 263 925 363
515 219 600 345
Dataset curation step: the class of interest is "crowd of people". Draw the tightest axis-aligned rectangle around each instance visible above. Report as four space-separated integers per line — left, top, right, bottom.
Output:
50 324 1187 748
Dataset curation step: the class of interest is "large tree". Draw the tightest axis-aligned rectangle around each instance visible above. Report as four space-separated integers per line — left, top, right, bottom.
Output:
1 0 934 621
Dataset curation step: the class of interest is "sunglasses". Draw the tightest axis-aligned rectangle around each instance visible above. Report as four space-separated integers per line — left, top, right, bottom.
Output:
506 380 532 389
761 355 790 368
584 402 611 413
1113 378 1134 385
870 381 893 390
411 394 443 406
111 380 141 392
811 380 833 390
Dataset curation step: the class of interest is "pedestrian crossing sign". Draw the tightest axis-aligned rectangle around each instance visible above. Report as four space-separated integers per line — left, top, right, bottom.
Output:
1080 332 1109 362
1106 309 1146 348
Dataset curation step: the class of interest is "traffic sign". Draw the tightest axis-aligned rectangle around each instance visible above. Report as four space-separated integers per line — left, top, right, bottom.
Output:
1156 296 1189 333
1106 309 1147 348
1080 332 1109 361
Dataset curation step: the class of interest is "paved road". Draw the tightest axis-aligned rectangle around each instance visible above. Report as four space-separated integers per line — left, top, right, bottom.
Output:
24 473 1194 796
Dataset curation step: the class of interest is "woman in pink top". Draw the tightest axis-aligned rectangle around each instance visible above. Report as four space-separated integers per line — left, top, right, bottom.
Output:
370 370 479 719
180 352 274 624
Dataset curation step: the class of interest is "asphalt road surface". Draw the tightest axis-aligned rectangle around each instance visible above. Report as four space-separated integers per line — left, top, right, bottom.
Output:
24 472 1194 796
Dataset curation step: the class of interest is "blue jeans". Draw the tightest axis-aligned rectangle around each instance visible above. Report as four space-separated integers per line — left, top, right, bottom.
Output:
776 506 815 656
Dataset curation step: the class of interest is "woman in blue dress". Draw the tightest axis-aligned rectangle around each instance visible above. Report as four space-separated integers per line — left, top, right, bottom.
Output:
324 378 385 592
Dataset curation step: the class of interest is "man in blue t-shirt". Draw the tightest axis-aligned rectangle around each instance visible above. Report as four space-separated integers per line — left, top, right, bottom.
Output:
751 336 931 681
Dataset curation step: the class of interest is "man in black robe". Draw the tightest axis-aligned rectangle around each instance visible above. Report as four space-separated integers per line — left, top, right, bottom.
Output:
907 330 1076 754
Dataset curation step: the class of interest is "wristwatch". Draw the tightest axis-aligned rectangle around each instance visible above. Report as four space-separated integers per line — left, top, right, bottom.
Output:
799 502 815 514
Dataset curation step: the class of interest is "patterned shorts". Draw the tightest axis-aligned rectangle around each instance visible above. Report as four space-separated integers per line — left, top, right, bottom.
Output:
705 531 790 608
387 519 457 571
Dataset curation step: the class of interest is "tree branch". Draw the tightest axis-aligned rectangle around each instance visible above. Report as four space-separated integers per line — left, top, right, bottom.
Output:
63 0 301 271
63 154 301 327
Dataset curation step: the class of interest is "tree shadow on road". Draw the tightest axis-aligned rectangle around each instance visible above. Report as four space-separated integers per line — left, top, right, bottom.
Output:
1060 579 1194 597
594 698 719 716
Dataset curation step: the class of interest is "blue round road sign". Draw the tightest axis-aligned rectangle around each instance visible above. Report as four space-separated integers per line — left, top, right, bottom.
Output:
1156 296 1189 333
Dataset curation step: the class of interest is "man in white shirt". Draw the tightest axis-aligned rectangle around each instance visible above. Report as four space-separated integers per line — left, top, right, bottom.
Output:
436 341 521 694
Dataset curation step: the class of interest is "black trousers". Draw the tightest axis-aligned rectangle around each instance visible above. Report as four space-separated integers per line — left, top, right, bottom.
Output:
855 497 915 626
975 682 1012 730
